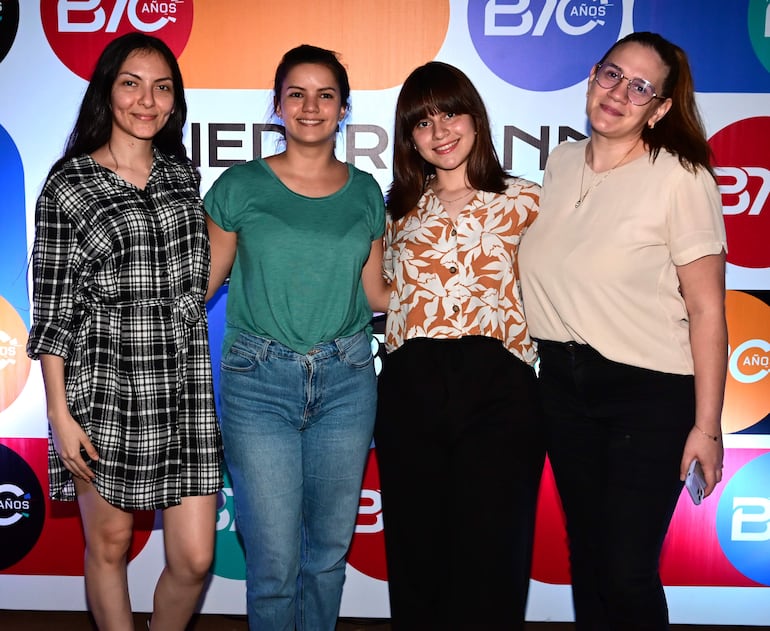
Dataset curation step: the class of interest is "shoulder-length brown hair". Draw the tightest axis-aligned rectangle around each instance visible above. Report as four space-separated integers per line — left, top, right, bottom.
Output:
599 31 714 178
387 62 507 220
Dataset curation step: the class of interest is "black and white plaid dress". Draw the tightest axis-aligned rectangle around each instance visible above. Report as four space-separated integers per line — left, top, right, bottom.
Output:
27 150 223 511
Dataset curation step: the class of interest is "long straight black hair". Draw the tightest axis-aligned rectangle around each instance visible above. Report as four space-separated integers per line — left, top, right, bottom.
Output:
51 32 188 175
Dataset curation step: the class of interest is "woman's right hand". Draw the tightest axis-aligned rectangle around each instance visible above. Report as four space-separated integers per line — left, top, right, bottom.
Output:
50 413 98 482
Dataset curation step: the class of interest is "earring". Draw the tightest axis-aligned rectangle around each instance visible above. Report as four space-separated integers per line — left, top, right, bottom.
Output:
648 121 655 129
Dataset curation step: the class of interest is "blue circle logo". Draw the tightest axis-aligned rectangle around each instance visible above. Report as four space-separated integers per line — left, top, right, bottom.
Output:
716 453 770 585
467 0 622 91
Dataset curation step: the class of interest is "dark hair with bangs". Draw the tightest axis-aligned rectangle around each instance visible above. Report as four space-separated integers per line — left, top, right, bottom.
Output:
387 62 507 220
598 31 714 178
52 32 188 175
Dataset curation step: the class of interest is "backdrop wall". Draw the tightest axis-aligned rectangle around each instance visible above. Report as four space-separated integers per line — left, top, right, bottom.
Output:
1 0 769 624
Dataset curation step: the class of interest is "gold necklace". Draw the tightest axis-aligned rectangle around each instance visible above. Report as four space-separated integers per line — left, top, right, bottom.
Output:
435 187 475 204
575 140 639 208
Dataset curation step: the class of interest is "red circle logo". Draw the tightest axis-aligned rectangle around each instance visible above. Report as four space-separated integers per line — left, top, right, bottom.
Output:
347 449 388 581
710 116 770 269
41 0 193 80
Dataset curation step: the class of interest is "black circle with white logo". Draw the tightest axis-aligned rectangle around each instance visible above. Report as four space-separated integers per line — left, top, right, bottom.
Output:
0 443 45 569
0 0 19 64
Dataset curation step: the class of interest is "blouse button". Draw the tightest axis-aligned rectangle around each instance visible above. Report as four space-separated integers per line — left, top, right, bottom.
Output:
452 305 460 314
451 228 457 236
449 266 457 274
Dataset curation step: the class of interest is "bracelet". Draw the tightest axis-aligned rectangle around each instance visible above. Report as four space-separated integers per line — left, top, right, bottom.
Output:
695 425 721 442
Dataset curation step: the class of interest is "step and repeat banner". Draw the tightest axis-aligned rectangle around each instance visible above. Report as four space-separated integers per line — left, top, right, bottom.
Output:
1 0 770 624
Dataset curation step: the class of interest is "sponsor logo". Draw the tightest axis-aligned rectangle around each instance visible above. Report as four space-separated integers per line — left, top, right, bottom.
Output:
176 0 449 90
533 449 769 587
0 124 28 326
0 444 44 570
348 449 388 581
0 296 31 413
211 468 246 581
0 438 155 576
0 0 19 63
716 453 770 585
748 0 770 75
711 117 770 269
0 484 31 526
632 0 770 93
467 0 622 90
41 0 193 80
723 291 770 434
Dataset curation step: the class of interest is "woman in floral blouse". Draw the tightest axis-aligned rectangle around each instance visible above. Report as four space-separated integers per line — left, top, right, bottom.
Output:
374 61 545 630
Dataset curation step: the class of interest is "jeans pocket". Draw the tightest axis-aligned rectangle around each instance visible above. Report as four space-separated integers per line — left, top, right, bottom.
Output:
221 338 260 373
338 331 375 370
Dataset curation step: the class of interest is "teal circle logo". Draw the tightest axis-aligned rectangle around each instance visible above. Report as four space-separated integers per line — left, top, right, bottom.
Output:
211 467 246 580
748 0 770 74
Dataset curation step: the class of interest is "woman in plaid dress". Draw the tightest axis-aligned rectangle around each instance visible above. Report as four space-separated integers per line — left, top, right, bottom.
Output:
27 33 222 630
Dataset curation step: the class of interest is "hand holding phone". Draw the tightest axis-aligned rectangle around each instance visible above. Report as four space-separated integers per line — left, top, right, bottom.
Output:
685 459 707 505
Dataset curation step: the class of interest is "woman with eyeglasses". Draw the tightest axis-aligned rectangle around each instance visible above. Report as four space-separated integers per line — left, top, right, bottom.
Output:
519 32 727 629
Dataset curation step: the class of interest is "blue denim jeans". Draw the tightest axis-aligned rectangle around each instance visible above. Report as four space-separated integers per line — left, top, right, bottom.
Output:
219 329 377 631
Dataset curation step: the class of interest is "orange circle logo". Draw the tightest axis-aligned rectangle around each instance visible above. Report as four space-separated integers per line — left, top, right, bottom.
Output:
0 295 31 412
178 0 449 90
723 291 770 433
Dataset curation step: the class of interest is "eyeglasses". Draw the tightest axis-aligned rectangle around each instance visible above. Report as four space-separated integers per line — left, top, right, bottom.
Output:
594 62 665 106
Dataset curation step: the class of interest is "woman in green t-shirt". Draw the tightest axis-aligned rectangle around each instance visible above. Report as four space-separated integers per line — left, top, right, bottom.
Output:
204 44 386 631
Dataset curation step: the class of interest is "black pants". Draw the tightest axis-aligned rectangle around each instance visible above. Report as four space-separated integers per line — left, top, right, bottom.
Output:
537 340 694 631
374 337 545 631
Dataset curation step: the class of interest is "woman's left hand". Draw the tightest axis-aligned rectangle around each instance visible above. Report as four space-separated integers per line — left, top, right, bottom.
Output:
680 426 724 498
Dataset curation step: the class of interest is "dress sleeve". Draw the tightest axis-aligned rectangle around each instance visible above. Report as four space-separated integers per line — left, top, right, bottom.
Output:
27 176 77 360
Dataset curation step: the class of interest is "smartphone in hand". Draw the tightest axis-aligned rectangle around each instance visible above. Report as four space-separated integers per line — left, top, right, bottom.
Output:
685 459 707 505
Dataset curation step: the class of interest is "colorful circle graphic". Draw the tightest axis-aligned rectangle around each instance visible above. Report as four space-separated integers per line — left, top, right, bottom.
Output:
0 295 31 413
723 291 770 433
716 453 770 586
41 0 193 80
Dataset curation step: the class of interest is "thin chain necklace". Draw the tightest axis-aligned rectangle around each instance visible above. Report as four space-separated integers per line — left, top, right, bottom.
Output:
575 139 639 208
435 187 476 204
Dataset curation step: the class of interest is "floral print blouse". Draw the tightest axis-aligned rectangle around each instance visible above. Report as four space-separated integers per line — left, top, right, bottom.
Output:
383 177 540 365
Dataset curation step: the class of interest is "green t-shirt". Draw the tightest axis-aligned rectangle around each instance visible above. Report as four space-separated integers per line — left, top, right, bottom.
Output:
204 159 385 354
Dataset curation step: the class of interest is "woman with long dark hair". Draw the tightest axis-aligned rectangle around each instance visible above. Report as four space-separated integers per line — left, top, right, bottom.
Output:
28 33 222 630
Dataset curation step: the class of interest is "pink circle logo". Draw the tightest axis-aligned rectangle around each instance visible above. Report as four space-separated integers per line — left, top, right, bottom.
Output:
710 116 770 269
41 0 193 80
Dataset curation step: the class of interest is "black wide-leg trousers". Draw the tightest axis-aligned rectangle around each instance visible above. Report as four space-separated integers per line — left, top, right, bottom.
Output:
375 336 545 631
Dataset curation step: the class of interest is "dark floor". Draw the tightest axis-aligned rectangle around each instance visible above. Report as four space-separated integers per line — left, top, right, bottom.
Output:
0 611 767 630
